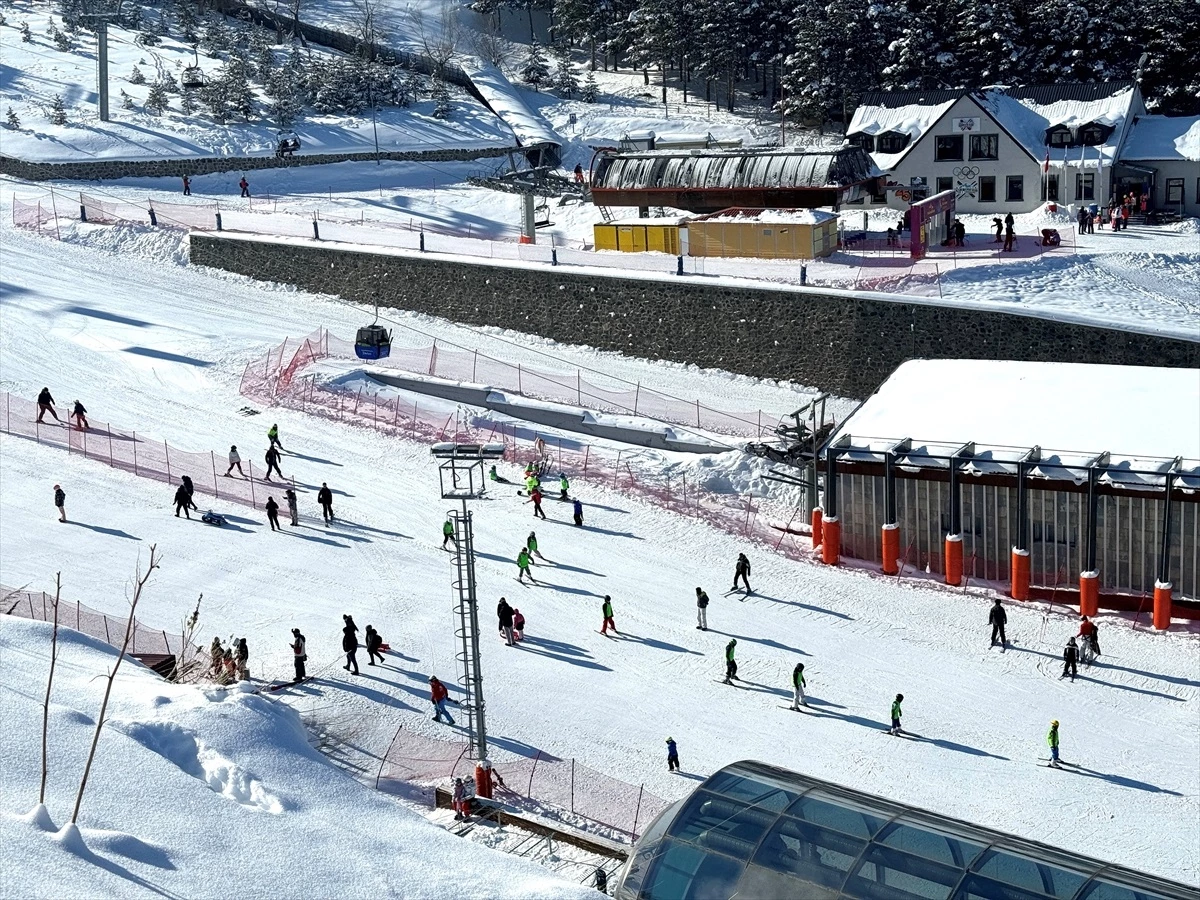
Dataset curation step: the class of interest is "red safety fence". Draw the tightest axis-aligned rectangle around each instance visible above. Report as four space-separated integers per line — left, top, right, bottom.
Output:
377 727 670 841
0 393 291 511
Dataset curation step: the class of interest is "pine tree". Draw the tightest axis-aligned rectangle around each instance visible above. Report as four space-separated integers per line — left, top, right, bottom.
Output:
266 67 303 128
555 0 606 68
202 17 230 58
692 0 747 111
1139 0 1200 114
21 21 32 42
522 41 551 90
432 79 452 118
221 50 256 121
129 65 147 85
581 70 598 102
882 0 960 90
145 81 170 114
551 44 579 97
49 94 68 126
251 29 275 79
180 88 198 115
955 0 1020 85
6 107 20 130
120 89 135 110
172 0 201 43
784 0 886 124
53 26 72 52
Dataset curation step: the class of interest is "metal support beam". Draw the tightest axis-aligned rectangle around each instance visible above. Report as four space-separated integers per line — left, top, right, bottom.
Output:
1083 452 1110 573
1015 446 1041 550
947 442 975 536
885 438 910 525
822 435 851 519
1158 458 1182 584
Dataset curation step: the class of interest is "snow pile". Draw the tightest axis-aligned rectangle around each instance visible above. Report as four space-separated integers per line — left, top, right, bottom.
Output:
0 618 596 900
700 208 838 225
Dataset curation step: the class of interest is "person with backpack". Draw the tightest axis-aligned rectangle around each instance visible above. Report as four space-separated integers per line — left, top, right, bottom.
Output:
723 639 738 684
695 587 709 631
601 595 618 635
527 531 545 561
173 483 193 519
889 694 904 735
430 676 455 724
1047 720 1062 767
53 484 66 523
530 486 547 520
666 737 679 772
264 445 283 481
290 628 307 682
732 553 751 593
225 445 244 477
1061 637 1079 681
234 638 249 681
497 597 515 645
284 487 298 526
341 614 360 674
36 387 59 424
512 608 525 641
267 423 284 451
71 400 89 430
573 498 584 527
989 598 1008 648
517 547 535 583
365 625 385 665
239 176 250 198
265 496 281 531
791 662 807 709
317 482 334 524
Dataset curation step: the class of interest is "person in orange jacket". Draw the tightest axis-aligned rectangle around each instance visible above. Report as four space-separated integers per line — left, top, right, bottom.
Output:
430 675 455 724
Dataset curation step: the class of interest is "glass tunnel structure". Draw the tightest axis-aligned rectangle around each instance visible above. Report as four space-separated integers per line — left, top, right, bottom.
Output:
614 761 1199 900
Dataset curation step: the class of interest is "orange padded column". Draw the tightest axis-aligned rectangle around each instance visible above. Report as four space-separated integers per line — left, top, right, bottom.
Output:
474 760 493 799
881 523 900 575
1153 581 1172 631
1079 570 1100 617
811 507 823 550
944 534 963 586
1011 548 1030 600
821 516 840 566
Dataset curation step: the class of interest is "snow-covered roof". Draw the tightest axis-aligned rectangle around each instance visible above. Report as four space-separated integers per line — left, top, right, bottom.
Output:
697 208 839 225
1120 115 1200 161
847 98 959 168
462 63 561 149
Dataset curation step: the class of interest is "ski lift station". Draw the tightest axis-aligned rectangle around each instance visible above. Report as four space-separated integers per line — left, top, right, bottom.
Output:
811 360 1200 628
613 761 1200 900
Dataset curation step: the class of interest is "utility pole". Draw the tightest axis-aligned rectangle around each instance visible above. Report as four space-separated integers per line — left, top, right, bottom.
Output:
81 11 112 122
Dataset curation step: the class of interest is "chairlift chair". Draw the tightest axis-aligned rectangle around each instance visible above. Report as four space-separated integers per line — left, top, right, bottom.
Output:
355 323 392 360
182 66 206 90
534 201 552 228
276 130 301 158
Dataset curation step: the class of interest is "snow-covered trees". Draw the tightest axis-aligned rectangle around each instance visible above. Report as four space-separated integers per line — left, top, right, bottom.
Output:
581 69 598 102
121 89 136 110
129 65 147 85
20 21 32 42
144 81 170 114
521 41 551 90
6 107 20 129
49 94 68 126
551 44 578 97
432 79 452 118
266 67 303 127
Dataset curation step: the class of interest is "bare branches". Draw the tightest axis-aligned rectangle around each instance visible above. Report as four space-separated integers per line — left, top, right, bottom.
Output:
170 594 204 683
409 1 462 81
39 574 62 806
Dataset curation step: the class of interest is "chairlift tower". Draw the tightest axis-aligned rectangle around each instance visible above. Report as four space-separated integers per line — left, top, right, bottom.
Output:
431 441 505 764
80 10 114 122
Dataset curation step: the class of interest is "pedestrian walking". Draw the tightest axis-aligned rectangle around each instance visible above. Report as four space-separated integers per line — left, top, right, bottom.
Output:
512 608 525 641
989 598 1008 647
290 628 307 682
558 473 570 500
1003 217 1015 252
723 639 738 684
174 483 193 519
53 484 66 522
239 176 250 198
497 597 516 645
573 163 585 184
517 547 536 583
182 175 191 195
317 482 334 524
365 625 385 665
601 595 618 635
430 676 455 724
1078 616 1101 657
732 553 751 593
1047 719 1062 767
265 496 281 531
210 637 224 676
1061 637 1078 681
527 531 545 561
179 475 198 511
452 777 469 820
666 737 680 772
573 498 584 527
36 387 59 423
695 587 709 630
442 519 456 548
234 637 249 681
792 662 807 709
70 400 89 430
267 423 284 451
225 445 244 477
889 693 904 735
342 614 360 674
264 445 283 481
530 487 547 519
284 487 298 526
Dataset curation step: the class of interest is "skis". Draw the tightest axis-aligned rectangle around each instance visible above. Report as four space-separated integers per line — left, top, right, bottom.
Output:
778 705 811 712
258 676 310 693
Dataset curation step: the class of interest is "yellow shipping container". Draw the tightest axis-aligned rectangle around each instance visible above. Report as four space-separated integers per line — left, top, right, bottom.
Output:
593 219 684 255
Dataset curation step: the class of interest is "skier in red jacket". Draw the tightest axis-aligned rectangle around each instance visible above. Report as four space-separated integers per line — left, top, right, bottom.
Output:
430 676 455 725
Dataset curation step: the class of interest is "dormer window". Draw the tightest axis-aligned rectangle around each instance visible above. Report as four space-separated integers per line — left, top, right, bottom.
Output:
1046 126 1074 147
849 133 875 152
1079 123 1111 145
876 131 909 154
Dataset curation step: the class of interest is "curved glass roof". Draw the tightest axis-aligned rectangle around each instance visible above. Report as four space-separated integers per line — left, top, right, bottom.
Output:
616 761 1199 900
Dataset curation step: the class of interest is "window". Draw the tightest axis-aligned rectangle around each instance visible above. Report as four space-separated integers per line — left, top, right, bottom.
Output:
1076 173 1095 201
969 134 999 160
979 176 996 203
849 133 874 152
935 135 963 161
1166 178 1184 204
936 176 953 194
1041 175 1059 202
1006 176 1024 202
1046 126 1074 147
871 187 887 204
877 132 908 154
1079 123 1108 145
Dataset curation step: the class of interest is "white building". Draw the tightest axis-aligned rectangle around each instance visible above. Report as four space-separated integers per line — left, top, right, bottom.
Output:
1118 114 1200 218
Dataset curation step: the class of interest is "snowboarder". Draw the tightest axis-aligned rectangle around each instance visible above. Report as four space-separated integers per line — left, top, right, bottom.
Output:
890 693 904 735
182 175 191 195
452 777 469 820
530 487 547 519
365 625 385 665
1061 637 1079 681
174 483 193 519
695 587 709 630
558 473 569 500
1078 616 1101 657
239 176 250 198
497 597 515 645
264 445 283 481
234 637 249 681
442 519 456 548
267 423 284 451
489 465 512 484
792 662 807 709
225 445 244 477
36 388 59 423
53 484 66 523
526 531 545 561
601 595 618 634
573 498 584 527
342 614 360 674
284 487 298 526
265 496 281 531
1047 720 1061 767
989 598 1008 647
290 628 307 682
429 675 455 724
317 482 334 524
512 608 525 641
723 639 738 683
517 547 535 583
210 637 224 676
70 400 89 430
666 737 679 772
733 553 751 592
179 475 198 511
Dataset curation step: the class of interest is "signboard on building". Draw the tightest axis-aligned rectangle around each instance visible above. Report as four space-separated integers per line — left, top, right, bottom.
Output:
953 117 981 132
910 190 956 261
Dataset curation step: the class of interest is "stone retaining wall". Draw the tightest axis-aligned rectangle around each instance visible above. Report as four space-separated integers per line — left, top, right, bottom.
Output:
189 233 1200 400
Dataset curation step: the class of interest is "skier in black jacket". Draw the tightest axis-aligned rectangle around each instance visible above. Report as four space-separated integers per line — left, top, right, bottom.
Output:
317 482 334 524
1061 637 1078 681
732 553 751 593
497 598 515 646
265 496 281 531
180 475 199 511
695 587 709 630
988 598 1008 647
264 445 284 481
342 614 360 674
37 387 59 423
365 625 385 665
174 484 192 519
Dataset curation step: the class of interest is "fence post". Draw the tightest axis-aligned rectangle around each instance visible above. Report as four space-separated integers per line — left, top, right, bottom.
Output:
108 426 114 466
613 450 622 486
570 759 575 813
583 444 590 474
212 451 220 499
132 431 138 474
373 393 379 429
249 463 257 507
631 785 645 839
5 391 9 434
312 218 320 240
164 441 171 479
527 750 540 797
634 382 641 415
354 386 363 414
576 371 582 405
696 399 701 427
518 364 523 394
215 211 223 231
76 601 80 631
412 402 418 438
472 350 478 383
104 616 111 643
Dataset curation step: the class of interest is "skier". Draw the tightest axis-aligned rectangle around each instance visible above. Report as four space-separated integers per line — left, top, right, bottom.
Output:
791 662 807 709
179 475 198 511
36 387 59 423
264 445 283 481
573 498 584 527
342 614 360 674
174 483 193 519
489 465 512 484
267 423 284 451
497 597 515 645
889 693 904 735
573 163 585 184
530 486 547 520
210 637 224 676
1047 720 1062 767
695 587 709 631
234 637 249 681
317 482 334 524
452 777 469 820
666 737 679 772
601 595 618 635
1078 616 1101 657
989 598 1008 647
284 487 298 526
526 531 545 561
512 608 525 641
442 519 456 548
732 553 751 592
182 174 191 196
239 176 250 198
1003 212 1015 252
524 472 539 495
70 400 89 430
1061 637 1079 681
517 547 536 583
265 496 281 531
723 639 738 684
53 484 66 523
290 628 307 683
429 675 455 724
558 473 570 500
365 625 385 665
225 445 244 477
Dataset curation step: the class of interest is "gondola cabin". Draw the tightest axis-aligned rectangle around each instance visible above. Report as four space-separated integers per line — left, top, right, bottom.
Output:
355 324 392 360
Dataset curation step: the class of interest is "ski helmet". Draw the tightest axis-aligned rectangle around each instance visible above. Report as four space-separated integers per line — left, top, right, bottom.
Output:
1051 720 1059 727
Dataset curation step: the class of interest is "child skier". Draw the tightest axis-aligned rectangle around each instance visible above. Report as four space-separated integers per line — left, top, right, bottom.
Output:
696 587 709 631
442 519 456 548
53 484 66 523
527 531 545 560
1061 637 1079 681
174 483 192 519
601 595 618 634
733 553 751 592
267 423 284 451
723 639 737 684
559 473 569 500
225 445 244 477
285 488 299 526
791 662 807 709
530 487 547 519
264 445 283 481
889 694 904 735
71 400 89 430
1047 719 1062 767
365 625 385 665
573 498 584 527
517 547 536 583
512 608 525 640
666 737 680 772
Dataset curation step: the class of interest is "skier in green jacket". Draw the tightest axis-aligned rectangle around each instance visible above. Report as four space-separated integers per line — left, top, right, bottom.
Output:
791 662 807 709
559 473 570 500
442 519 456 548
889 694 904 735
517 547 535 583
527 531 545 561
601 595 618 634
723 639 738 684
1047 720 1061 767
267 423 285 451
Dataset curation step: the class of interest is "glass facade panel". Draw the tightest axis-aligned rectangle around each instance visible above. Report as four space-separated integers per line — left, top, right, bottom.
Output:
788 792 890 839
669 792 775 858
954 872 1059 900
971 849 1087 898
878 822 986 868
643 839 744 900
749 815 869 889
1077 879 1163 900
702 770 801 812
846 844 964 900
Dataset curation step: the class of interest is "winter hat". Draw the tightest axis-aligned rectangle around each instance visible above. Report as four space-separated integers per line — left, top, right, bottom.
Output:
1051 720 1059 727
429 676 437 683
896 693 904 701
666 737 673 743
291 628 300 635
604 595 611 601
53 484 60 490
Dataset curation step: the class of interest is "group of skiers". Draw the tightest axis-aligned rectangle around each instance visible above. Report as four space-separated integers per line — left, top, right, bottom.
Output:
209 636 251 684
35 387 88 429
